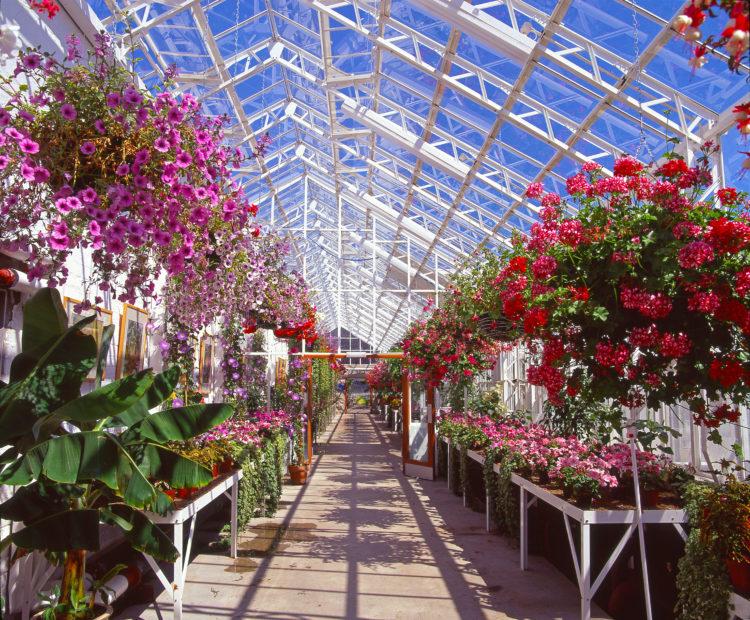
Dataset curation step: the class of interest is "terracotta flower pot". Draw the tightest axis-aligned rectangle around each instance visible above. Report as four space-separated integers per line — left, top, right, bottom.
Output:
726 556 750 596
212 463 220 478
288 464 308 485
642 489 660 508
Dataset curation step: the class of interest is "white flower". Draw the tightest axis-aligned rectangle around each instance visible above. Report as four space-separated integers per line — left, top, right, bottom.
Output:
0 23 20 63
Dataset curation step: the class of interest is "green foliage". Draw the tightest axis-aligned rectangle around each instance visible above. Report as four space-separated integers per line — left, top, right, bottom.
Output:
494 452 520 539
233 431 288 529
675 531 732 619
0 289 233 618
674 481 741 619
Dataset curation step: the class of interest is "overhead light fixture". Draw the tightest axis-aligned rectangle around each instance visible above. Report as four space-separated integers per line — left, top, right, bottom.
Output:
295 144 306 158
285 101 297 117
269 41 285 60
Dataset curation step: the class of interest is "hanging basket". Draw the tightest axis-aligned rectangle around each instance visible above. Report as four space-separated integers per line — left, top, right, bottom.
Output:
476 313 514 341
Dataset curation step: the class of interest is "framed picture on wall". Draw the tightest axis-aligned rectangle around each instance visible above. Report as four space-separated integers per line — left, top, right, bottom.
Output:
275 358 287 386
64 297 114 380
116 304 149 378
198 335 214 393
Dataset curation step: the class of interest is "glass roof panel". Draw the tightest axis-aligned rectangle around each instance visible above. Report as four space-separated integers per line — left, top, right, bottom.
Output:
90 0 738 346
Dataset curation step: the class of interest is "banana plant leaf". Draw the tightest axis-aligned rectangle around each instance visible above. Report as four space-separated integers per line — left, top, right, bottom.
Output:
101 505 178 562
0 316 98 443
0 483 63 524
135 444 213 489
32 369 155 440
112 366 181 428
126 404 232 444
0 432 158 509
93 324 115 389
7 509 100 552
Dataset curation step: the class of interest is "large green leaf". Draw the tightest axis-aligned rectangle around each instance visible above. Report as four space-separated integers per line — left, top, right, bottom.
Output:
112 366 181 428
0 318 98 443
0 483 60 523
102 505 178 562
33 370 154 440
136 444 213 489
94 324 116 389
21 288 68 357
10 509 100 552
128 404 233 443
0 432 157 508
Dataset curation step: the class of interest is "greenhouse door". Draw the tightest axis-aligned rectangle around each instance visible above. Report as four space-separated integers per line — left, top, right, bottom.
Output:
402 376 434 479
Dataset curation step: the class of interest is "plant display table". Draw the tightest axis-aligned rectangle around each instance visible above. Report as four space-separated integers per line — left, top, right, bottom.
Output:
143 470 243 620
439 436 691 620
504 470 687 620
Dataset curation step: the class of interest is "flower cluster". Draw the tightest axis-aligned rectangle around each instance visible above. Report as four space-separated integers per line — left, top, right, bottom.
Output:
0 40 257 305
675 1 749 71
27 0 60 18
401 302 501 388
438 411 675 499
491 145 750 429
199 409 293 448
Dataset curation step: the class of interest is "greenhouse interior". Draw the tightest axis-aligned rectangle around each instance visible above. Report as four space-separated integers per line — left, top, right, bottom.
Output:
0 0 749 618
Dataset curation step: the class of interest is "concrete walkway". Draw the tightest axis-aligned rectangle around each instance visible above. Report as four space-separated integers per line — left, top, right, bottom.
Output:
123 408 609 619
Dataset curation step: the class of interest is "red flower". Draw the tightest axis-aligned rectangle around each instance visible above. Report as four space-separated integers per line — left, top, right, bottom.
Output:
508 256 528 274
503 294 525 321
523 307 548 334
570 286 590 301
708 357 745 389
28 0 59 18
657 158 689 178
705 217 750 254
613 156 644 177
717 187 738 205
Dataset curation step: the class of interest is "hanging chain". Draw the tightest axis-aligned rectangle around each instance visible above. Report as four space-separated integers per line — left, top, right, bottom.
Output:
233 0 241 63
631 4 654 162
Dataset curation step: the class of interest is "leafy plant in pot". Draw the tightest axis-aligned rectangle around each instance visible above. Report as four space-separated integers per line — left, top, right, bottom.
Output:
698 477 750 595
0 288 233 619
288 416 308 485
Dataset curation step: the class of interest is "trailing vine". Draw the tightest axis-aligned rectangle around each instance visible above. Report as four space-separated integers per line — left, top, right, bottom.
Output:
448 445 461 496
459 445 469 500
494 453 520 541
674 482 732 620
483 447 500 529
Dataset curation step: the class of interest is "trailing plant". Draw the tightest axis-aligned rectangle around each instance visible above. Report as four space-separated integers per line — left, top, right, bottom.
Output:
675 482 733 620
494 453 520 539
496 145 750 438
0 288 232 619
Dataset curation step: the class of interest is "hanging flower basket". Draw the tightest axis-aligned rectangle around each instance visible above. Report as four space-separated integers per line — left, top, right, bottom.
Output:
476 313 514 342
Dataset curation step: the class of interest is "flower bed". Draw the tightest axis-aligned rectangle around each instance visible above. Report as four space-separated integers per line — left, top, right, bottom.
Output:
437 410 688 509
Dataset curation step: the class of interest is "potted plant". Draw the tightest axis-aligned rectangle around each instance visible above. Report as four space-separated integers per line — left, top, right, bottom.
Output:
0 288 233 619
698 478 750 595
287 416 308 485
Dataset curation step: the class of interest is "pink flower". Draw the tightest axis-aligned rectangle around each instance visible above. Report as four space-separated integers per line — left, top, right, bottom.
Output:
154 137 170 152
677 240 715 269
19 138 39 154
60 103 77 120
525 182 545 199
80 141 96 155
531 255 557 279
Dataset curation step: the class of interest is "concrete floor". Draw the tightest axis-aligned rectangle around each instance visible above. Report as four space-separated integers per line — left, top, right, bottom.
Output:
121 408 609 619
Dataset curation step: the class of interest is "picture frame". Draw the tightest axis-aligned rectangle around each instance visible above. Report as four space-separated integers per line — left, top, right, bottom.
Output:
116 304 149 378
64 297 114 380
198 335 214 393
275 358 287 386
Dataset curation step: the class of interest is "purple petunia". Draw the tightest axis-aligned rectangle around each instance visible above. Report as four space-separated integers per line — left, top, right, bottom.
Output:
60 103 77 121
19 138 39 154
154 136 170 152
80 141 96 156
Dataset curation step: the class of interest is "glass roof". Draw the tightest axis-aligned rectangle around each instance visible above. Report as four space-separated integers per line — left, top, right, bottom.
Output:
88 0 746 350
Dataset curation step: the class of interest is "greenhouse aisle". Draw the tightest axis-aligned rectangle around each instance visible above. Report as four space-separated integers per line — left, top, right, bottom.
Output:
125 408 609 619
